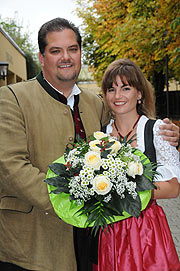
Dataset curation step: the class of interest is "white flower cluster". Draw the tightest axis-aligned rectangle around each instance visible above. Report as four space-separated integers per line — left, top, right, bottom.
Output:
69 174 95 205
66 131 143 204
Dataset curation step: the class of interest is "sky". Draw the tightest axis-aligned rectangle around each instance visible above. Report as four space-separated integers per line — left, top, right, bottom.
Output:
0 0 83 46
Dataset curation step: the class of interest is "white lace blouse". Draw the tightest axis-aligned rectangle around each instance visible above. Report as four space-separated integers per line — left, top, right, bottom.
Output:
106 115 180 183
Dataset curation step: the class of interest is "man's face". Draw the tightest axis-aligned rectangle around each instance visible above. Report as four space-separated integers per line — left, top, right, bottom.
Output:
39 29 81 87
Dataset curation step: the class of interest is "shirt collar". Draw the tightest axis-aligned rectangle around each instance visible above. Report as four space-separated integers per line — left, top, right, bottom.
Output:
43 75 81 110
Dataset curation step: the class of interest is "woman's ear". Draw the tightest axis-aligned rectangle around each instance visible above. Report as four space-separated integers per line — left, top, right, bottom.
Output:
137 91 142 100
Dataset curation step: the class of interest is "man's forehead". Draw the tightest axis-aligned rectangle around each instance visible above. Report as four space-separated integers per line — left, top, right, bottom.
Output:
45 30 79 48
46 29 77 39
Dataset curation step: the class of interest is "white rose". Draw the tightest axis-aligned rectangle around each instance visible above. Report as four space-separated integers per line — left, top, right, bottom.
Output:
93 175 112 195
89 139 101 152
84 151 101 170
108 138 121 154
93 131 107 140
127 161 143 178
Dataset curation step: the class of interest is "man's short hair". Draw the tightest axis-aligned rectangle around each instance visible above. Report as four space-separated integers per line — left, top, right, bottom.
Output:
38 17 82 54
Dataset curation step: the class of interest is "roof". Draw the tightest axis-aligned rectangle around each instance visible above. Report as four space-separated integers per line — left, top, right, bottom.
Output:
0 26 25 57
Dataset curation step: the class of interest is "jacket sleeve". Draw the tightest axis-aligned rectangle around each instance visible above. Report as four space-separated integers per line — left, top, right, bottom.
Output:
96 94 110 127
0 86 56 216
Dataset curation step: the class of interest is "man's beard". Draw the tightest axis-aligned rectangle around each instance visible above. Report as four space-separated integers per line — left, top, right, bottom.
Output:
56 71 77 82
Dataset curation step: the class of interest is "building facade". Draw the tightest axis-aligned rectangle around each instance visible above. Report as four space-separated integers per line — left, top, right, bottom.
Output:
0 26 27 87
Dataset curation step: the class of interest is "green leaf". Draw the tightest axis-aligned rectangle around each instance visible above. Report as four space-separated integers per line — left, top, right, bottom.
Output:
69 195 76 201
103 204 120 217
50 187 69 194
95 144 104 150
171 16 180 30
89 135 96 141
69 199 80 210
65 145 73 155
49 163 67 175
134 175 157 191
120 134 136 145
91 225 100 237
92 216 110 236
105 141 115 148
106 195 124 215
121 193 141 217
86 210 101 224
102 212 114 224
69 167 82 177
81 204 99 214
101 149 112 158
44 176 69 187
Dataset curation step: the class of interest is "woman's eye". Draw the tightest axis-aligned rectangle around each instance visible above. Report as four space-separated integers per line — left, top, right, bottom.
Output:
123 87 131 91
107 88 114 93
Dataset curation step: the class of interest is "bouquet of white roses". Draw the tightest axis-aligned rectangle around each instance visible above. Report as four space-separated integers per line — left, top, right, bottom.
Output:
45 132 157 235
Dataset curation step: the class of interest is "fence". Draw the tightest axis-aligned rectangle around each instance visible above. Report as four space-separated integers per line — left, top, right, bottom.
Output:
156 91 180 120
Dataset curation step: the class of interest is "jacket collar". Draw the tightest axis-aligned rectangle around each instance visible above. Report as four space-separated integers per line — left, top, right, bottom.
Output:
36 71 67 104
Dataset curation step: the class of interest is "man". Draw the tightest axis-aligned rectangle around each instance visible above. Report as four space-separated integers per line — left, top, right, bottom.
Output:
0 18 179 271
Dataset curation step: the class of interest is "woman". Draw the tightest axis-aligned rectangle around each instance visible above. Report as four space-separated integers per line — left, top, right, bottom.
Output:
94 59 180 271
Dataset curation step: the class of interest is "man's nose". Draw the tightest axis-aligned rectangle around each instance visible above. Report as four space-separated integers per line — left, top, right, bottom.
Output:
62 50 70 60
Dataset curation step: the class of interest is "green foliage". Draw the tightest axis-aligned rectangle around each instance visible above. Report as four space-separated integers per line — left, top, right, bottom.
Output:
0 13 40 79
76 0 180 90
170 16 180 67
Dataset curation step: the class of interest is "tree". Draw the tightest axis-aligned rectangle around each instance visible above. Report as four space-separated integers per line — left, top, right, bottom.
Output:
0 13 40 79
76 0 180 95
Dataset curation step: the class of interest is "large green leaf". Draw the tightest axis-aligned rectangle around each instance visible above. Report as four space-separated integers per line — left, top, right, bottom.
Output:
121 193 141 217
134 175 157 191
108 193 124 214
50 186 69 194
45 176 69 187
49 163 67 175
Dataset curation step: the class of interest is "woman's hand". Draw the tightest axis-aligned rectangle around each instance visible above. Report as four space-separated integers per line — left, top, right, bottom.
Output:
151 178 180 199
159 118 180 147
151 178 180 200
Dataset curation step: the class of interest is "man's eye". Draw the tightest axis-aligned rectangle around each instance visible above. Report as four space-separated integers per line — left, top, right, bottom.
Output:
51 50 60 54
107 88 114 92
69 47 78 52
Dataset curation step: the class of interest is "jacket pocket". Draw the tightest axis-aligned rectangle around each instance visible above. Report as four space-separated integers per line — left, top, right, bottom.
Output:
0 196 33 213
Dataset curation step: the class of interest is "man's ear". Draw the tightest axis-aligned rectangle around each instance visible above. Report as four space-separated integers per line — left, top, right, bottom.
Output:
39 52 44 67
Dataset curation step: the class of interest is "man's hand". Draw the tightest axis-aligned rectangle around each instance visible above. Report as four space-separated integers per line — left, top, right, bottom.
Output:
159 118 180 147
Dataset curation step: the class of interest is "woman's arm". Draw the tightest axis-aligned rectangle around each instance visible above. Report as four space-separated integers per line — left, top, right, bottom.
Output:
152 178 180 199
152 119 180 200
159 118 180 147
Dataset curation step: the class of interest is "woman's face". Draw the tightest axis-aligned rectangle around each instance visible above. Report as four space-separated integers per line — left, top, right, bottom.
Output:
105 75 142 116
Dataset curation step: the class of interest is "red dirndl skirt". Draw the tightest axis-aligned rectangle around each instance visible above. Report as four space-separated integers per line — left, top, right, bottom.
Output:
93 200 180 271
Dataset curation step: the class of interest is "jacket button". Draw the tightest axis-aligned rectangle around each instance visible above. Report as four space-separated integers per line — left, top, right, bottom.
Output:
69 136 73 142
64 109 68 115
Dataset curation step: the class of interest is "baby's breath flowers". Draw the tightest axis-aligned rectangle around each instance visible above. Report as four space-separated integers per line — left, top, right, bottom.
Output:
45 131 157 235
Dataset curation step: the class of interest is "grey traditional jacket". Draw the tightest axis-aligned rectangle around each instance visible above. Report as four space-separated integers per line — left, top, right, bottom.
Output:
0 76 108 271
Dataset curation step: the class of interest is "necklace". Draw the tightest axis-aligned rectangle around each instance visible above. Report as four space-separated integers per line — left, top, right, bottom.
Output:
114 115 141 139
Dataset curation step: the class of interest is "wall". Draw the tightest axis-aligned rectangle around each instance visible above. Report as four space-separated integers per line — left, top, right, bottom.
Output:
0 27 27 87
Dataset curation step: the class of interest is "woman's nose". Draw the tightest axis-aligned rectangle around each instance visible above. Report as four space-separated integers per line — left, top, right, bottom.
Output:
114 89 123 98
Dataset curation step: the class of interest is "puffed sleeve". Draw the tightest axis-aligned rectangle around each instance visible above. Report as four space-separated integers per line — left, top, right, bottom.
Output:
153 119 180 182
